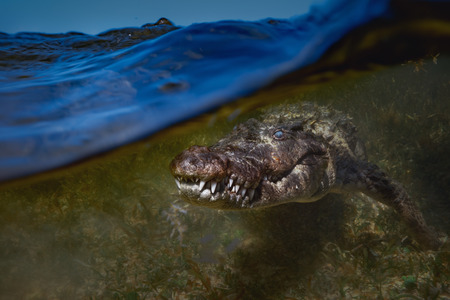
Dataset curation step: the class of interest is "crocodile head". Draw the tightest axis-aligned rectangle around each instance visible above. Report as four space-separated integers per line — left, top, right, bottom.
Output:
170 104 345 209
170 103 444 250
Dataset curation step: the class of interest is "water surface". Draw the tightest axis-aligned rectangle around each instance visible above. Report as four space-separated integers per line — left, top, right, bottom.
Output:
0 1 391 181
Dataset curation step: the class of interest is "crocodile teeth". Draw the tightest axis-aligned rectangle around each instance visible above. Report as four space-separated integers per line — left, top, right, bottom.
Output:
199 180 206 191
176 175 259 207
228 178 234 188
211 181 217 193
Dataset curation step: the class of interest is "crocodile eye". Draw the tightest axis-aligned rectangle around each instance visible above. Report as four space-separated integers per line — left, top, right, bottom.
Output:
273 130 285 140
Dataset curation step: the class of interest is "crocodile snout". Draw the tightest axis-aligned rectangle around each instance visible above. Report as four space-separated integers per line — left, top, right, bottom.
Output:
170 145 229 181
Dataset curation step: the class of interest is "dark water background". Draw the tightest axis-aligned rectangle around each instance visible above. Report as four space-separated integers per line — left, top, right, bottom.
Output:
0 0 449 299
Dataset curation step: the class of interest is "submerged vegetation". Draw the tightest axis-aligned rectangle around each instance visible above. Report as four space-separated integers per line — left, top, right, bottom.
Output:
0 59 449 299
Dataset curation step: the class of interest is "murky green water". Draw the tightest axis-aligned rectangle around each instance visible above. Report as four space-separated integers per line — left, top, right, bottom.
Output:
1 57 449 299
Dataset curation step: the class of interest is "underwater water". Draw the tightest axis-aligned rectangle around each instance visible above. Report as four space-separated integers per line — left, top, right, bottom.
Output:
1 1 449 299
0 57 449 299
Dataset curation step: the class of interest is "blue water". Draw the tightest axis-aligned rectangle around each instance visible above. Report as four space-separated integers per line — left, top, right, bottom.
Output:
0 0 390 181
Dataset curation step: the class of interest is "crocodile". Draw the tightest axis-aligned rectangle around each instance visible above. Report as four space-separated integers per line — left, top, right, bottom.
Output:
170 103 442 250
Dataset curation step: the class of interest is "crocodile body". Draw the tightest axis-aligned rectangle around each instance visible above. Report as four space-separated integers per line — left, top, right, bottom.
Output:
170 103 442 249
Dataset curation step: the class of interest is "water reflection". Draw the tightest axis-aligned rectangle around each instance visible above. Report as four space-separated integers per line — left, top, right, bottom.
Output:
0 57 449 298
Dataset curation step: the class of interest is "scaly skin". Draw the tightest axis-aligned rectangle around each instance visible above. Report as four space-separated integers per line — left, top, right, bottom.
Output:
170 103 442 250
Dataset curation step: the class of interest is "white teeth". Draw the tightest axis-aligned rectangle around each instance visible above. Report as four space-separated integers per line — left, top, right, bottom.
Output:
199 180 206 191
176 175 258 205
211 181 217 193
228 178 234 188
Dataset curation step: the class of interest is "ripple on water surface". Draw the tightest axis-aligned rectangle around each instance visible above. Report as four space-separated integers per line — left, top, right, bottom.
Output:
0 1 392 181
